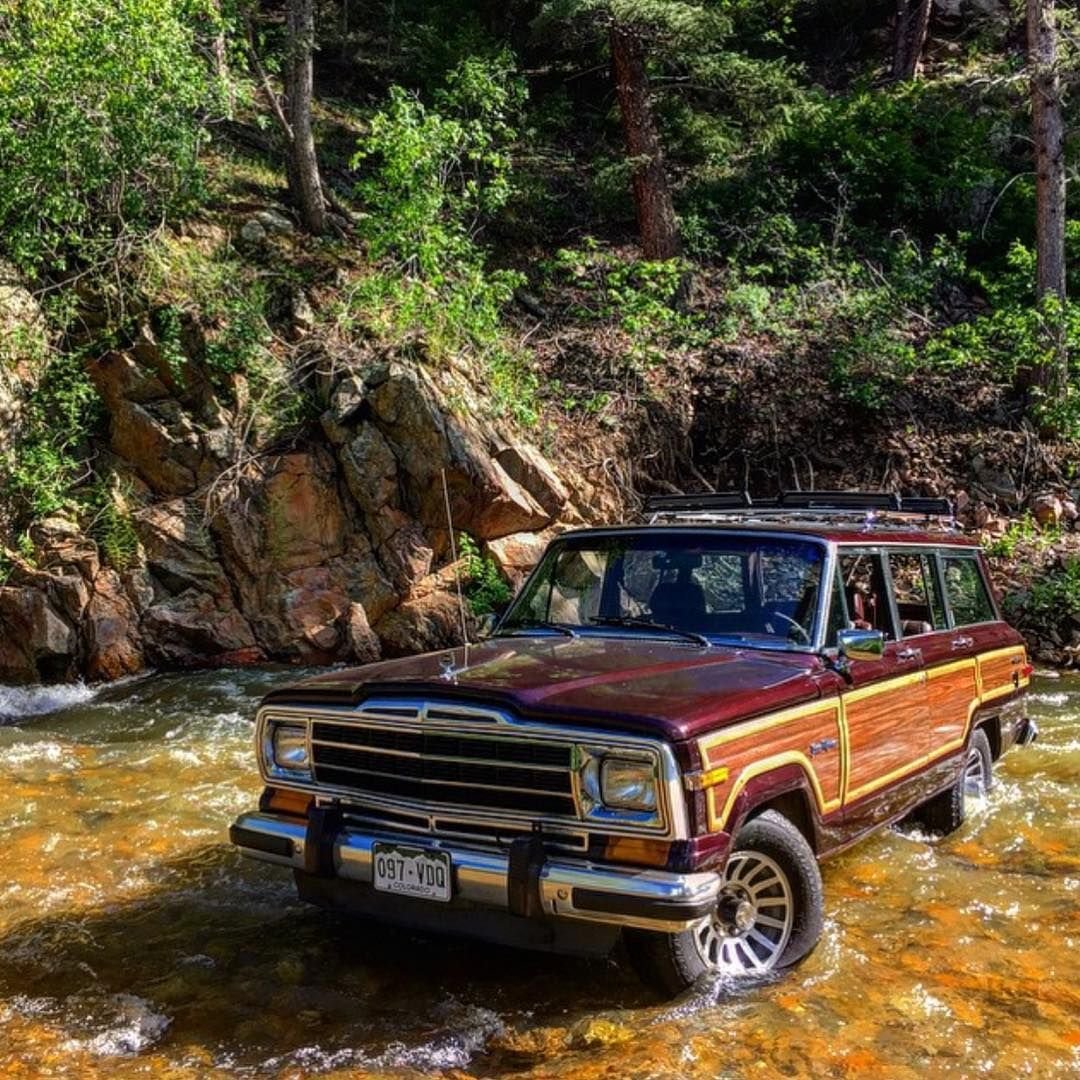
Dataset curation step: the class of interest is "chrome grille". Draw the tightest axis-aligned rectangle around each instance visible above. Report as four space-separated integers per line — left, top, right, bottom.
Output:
308 716 577 818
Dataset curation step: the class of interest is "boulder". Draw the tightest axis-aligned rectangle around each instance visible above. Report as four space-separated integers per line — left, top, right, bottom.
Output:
374 589 464 658
1031 492 1064 528
368 365 551 541
142 590 260 668
346 602 381 664
0 585 78 684
485 531 548 587
83 570 144 681
494 444 570 518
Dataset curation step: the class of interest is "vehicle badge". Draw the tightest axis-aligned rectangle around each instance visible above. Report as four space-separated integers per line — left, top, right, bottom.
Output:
439 654 459 683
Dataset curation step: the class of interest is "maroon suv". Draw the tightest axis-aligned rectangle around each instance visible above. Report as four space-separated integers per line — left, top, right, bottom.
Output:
230 492 1036 994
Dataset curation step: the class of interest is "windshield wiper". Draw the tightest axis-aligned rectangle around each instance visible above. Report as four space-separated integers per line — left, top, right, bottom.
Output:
500 620 578 638
588 616 711 648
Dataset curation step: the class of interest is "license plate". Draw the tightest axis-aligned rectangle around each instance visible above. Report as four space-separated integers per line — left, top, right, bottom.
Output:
372 843 452 902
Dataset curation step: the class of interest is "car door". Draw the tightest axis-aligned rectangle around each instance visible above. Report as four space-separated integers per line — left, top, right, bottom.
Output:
940 550 1028 710
837 549 932 828
887 549 972 798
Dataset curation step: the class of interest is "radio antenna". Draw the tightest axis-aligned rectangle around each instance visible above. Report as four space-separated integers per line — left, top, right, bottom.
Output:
441 468 471 648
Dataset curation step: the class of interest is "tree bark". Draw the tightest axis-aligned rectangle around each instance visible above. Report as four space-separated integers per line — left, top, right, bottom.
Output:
892 0 933 81
285 0 327 235
609 22 680 260
1025 0 1067 399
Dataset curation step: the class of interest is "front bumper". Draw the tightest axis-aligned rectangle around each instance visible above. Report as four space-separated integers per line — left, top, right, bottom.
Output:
230 811 720 933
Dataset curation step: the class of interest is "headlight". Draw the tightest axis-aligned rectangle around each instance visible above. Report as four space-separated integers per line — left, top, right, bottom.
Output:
269 722 310 775
600 757 657 812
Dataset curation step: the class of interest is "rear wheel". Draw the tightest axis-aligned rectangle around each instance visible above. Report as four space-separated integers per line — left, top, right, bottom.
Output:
911 728 992 836
625 810 823 996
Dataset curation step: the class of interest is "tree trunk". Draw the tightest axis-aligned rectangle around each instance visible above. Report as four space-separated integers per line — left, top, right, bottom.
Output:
209 0 234 118
1025 0 1067 399
892 0 933 81
286 0 327 235
609 22 680 261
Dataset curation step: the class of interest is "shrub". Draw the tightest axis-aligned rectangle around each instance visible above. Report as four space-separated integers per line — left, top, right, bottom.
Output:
460 533 512 616
0 0 215 275
350 56 537 424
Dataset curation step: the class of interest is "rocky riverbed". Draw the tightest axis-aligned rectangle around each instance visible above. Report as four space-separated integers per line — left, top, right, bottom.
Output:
0 667 1077 1078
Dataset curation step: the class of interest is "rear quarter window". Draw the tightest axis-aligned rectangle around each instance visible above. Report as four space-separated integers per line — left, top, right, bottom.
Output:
942 555 996 626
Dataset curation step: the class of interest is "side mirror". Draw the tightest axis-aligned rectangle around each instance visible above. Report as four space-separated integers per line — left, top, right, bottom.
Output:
475 612 499 640
837 628 885 663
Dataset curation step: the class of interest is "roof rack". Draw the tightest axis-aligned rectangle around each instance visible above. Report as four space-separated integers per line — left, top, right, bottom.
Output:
643 491 956 530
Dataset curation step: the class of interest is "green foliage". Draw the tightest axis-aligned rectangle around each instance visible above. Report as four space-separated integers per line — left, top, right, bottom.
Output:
350 56 537 425
0 349 101 524
0 0 216 275
546 245 699 367
88 481 141 571
983 514 1063 560
353 53 524 277
1020 559 1080 624
459 533 513 616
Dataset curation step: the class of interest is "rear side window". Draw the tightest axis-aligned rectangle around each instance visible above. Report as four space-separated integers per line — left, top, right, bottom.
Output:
942 556 996 626
838 553 896 640
888 552 946 637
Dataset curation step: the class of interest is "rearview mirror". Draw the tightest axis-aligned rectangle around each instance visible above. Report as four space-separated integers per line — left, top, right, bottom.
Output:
837 628 884 662
475 612 499 640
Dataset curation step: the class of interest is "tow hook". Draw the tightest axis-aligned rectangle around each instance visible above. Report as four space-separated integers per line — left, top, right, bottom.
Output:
1016 718 1040 746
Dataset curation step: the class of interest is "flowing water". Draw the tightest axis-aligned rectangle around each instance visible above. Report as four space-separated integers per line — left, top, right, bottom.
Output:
0 668 1077 1079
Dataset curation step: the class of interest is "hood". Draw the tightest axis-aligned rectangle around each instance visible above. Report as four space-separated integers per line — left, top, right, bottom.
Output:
261 635 825 742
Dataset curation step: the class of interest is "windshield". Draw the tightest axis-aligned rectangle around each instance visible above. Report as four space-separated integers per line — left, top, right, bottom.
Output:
500 532 827 650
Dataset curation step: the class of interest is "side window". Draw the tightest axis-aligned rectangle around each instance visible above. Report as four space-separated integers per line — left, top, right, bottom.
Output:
888 552 946 637
942 556 996 626
825 566 848 645
838 553 896 640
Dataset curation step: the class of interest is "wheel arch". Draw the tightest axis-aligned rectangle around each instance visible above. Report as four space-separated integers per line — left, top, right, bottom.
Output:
723 764 824 854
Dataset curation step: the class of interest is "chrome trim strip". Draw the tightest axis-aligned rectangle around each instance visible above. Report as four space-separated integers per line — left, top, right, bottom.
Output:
231 812 718 932
309 737 570 773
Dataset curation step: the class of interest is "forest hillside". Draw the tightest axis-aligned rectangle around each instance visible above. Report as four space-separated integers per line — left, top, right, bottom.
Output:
1 0 1078 683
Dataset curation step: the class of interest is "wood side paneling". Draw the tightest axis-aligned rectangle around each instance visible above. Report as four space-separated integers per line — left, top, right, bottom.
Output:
925 659 979 754
695 643 1029 835
978 645 1029 702
698 702 843 832
843 673 927 802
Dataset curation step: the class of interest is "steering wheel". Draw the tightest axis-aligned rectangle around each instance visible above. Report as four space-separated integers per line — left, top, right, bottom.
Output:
767 609 812 644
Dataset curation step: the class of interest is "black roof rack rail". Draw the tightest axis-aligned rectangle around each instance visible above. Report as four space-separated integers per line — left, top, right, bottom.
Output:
899 496 955 517
643 490 955 523
779 491 902 512
643 492 752 514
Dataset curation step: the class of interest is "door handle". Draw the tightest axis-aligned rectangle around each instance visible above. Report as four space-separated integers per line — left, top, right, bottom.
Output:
951 636 974 650
896 647 922 663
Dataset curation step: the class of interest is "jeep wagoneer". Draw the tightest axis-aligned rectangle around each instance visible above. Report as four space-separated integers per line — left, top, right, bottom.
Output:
230 492 1036 994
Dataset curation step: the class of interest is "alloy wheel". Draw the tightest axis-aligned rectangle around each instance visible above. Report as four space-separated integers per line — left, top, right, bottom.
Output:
694 850 794 975
963 747 988 797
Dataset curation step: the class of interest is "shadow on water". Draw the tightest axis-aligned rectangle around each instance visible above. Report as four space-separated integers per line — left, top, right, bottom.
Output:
0 842 653 1073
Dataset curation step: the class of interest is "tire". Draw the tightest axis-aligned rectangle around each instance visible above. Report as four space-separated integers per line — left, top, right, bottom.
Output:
625 810 824 997
912 727 992 837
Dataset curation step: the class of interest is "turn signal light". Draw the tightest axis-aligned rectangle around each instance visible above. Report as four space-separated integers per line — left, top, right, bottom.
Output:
1021 663 1034 678
260 787 314 819
603 837 672 868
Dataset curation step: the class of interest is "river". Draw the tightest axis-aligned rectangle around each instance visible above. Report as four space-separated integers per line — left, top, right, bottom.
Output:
0 668 1077 1078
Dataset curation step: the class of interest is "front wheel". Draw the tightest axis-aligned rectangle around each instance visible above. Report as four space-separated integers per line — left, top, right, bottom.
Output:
625 810 824 996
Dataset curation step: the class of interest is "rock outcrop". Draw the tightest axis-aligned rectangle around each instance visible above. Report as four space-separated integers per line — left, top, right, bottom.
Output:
0 309 596 684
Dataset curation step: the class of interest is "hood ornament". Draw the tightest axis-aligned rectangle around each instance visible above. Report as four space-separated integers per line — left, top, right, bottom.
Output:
439 654 458 682
439 643 471 683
